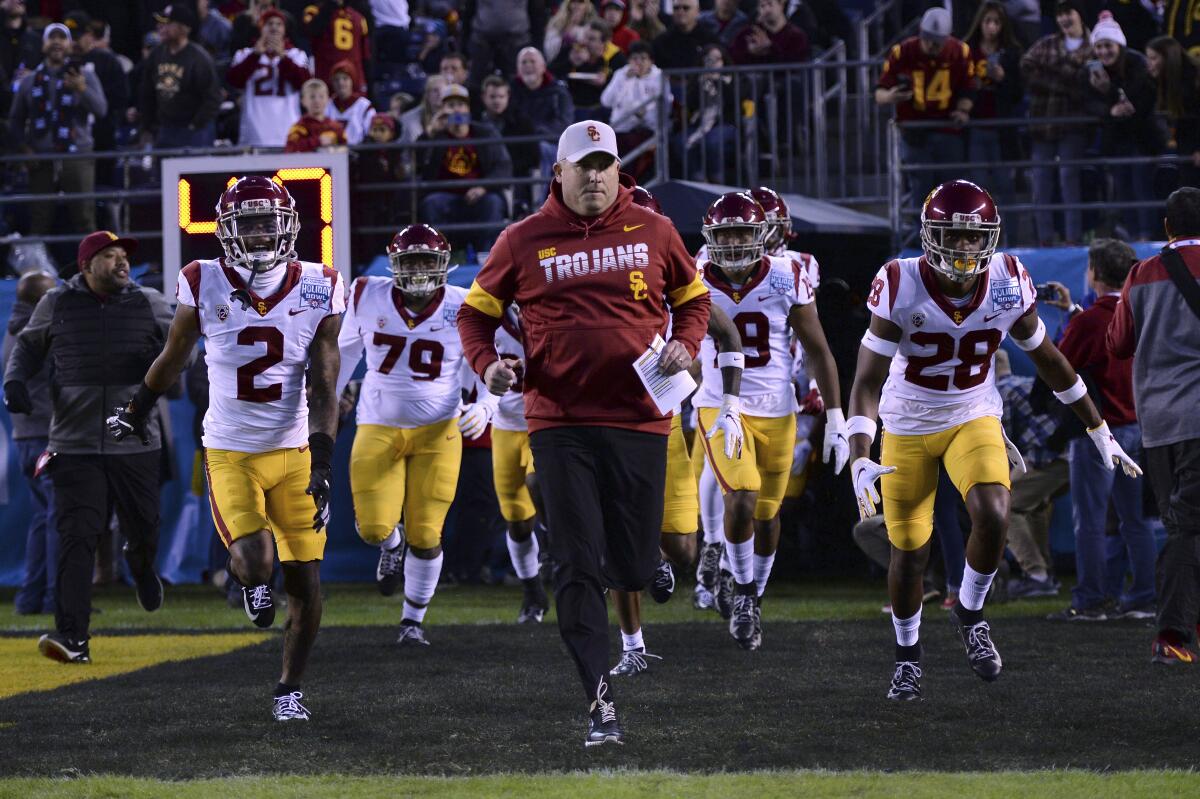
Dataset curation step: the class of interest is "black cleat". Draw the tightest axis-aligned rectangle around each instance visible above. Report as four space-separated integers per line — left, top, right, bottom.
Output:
714 569 734 620
397 619 430 646
584 679 623 747
609 647 662 676
272 691 311 721
887 659 923 700
242 584 275 628
648 559 675 604
730 588 757 649
951 605 1003 681
132 568 164 612
696 541 723 591
376 538 406 597
518 581 549 624
38 632 90 664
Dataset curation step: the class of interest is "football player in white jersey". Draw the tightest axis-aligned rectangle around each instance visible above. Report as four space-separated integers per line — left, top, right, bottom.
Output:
336 223 495 646
693 191 848 651
110 176 344 722
847 179 1142 700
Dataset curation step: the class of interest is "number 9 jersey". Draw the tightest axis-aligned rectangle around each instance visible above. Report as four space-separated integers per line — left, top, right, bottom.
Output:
177 258 345 453
867 253 1036 435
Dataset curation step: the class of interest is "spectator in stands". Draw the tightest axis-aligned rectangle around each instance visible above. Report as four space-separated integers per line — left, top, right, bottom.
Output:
0 0 42 86
1103 0 1161 52
353 112 406 265
730 0 810 65
371 0 412 62
995 350 1069 600
628 0 666 44
398 73 446 141
327 59 376 144
1108 187 1200 664
1146 36 1200 189
653 0 717 71
480 74 539 182
511 46 575 195
964 2 1024 219
1021 0 1092 246
600 40 669 178
550 20 627 121
701 0 749 49
1005 0 1042 49
544 0 597 63
674 42 741 182
790 0 853 56
875 8 975 210
232 0 298 53
440 52 470 88
74 17 129 187
227 9 311 147
602 0 640 54
417 83 512 251
406 13 450 76
9 24 107 237
285 77 348 151
3 271 58 615
196 0 233 70
1082 13 1163 240
463 0 544 91
304 0 371 92
389 90 412 118
139 4 221 149
1047 238 1156 621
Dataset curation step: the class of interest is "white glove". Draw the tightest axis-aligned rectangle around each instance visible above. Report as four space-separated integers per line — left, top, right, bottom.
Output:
1087 421 1143 477
458 398 496 440
823 408 849 475
851 456 896 521
1000 425 1027 479
707 394 744 459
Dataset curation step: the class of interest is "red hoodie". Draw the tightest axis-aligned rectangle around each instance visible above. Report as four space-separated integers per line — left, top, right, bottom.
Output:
458 182 710 435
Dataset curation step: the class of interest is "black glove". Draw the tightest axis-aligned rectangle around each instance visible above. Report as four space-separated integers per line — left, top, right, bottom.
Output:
106 382 161 445
3 380 32 415
306 432 335 531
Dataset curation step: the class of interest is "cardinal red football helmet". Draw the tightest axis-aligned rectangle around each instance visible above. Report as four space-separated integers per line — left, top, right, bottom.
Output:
215 176 299 272
388 224 451 298
749 186 792 254
629 185 663 215
920 179 1001 282
701 192 767 275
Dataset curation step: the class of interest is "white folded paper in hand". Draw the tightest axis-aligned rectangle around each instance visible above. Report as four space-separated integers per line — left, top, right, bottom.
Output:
633 334 697 415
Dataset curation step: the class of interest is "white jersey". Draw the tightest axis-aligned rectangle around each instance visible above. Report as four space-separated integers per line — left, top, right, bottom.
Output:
326 95 376 145
694 254 814 416
696 244 819 291
491 311 527 432
177 258 345 453
231 47 311 147
868 253 1037 435
337 278 468 428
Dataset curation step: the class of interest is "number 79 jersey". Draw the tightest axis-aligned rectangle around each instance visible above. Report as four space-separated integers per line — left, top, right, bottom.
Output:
177 258 346 453
867 253 1037 435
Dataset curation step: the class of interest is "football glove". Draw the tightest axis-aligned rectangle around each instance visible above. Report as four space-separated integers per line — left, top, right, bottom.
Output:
458 396 497 440
707 394 744 459
306 432 335 530
4 380 32 415
1087 421 1143 478
823 408 849 475
851 456 895 521
1000 426 1027 479
799 383 824 415
106 405 150 445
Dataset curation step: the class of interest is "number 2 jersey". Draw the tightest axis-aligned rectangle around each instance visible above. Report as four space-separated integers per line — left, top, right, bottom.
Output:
177 258 346 453
337 278 468 429
868 253 1036 435
693 254 814 416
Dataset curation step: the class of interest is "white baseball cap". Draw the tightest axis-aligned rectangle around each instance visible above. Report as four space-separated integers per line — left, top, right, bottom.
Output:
557 120 620 164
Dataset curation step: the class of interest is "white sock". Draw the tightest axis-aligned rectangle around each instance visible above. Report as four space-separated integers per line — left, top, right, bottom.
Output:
892 606 922 647
506 531 540 580
381 526 402 551
699 462 724 545
621 628 644 651
753 553 776 597
959 562 996 612
727 538 754 585
401 552 443 623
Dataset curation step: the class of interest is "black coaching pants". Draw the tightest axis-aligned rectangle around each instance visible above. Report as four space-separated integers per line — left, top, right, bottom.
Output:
1145 439 1200 641
50 451 162 641
529 426 667 702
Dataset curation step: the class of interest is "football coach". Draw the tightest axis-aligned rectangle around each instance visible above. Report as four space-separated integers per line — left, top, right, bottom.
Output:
458 120 710 747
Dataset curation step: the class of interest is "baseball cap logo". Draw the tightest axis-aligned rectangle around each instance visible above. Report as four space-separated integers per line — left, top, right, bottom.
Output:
587 126 600 142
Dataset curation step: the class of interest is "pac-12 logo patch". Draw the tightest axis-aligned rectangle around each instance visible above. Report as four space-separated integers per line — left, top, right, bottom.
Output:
216 304 230 322
299 276 333 309
911 311 925 328
377 316 387 329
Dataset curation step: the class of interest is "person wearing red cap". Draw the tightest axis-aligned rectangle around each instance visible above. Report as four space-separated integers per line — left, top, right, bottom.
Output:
325 59 376 144
226 8 311 147
4 231 176 665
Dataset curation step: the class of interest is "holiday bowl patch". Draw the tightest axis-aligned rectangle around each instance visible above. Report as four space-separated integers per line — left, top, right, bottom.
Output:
990 277 1021 312
299 276 333 309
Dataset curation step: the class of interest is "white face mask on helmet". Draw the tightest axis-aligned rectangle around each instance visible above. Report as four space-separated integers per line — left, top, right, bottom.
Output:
703 223 764 279
390 251 451 299
920 217 1000 282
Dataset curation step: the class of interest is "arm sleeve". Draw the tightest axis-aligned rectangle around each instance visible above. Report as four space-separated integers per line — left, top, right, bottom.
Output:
334 280 364 396
790 257 814 306
192 55 222 127
4 292 55 384
285 121 314 152
663 225 710 357
1106 267 1138 359
279 48 312 88
81 69 108 118
951 44 978 105
225 48 259 88
865 260 901 324
139 53 158 129
1055 312 1098 371
876 44 901 89
459 231 518 376
7 77 28 148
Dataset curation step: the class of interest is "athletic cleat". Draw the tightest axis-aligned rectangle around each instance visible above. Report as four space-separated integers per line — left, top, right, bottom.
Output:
749 599 763 650
584 681 623 747
714 569 734 619
730 591 757 649
609 647 662 676
951 606 1002 681
376 539 406 596
397 620 430 646
648 559 675 604
517 595 548 624
887 659 923 700
272 691 311 721
242 584 275 628
1151 636 1195 665
693 584 715 610
132 568 164 612
37 632 90 664
695 541 723 592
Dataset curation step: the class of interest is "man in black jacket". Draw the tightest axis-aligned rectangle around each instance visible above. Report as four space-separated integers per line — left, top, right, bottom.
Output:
4 231 176 664
138 4 221 148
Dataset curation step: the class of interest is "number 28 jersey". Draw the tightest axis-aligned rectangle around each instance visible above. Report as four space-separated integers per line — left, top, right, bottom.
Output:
177 258 346 453
693 254 814 417
867 253 1036 435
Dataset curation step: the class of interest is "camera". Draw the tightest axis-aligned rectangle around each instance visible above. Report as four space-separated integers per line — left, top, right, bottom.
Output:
1035 283 1059 302
447 112 471 127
